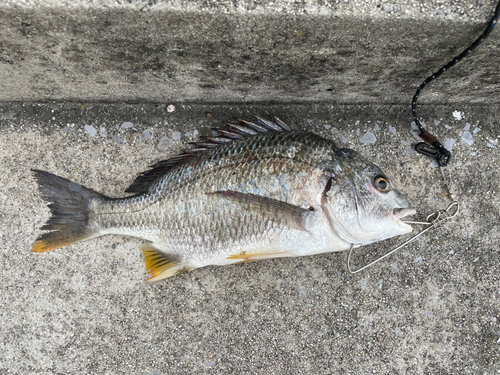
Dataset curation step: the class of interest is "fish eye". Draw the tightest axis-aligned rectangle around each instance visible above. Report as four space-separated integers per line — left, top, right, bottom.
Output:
374 176 390 192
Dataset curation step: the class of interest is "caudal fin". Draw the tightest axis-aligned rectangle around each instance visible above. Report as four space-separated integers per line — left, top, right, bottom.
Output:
32 169 106 252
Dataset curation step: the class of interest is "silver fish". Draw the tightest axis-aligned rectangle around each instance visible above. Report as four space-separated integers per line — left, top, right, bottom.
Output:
32 117 415 281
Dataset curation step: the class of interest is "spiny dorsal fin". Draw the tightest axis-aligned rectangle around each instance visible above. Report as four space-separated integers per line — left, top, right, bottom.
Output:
125 116 298 194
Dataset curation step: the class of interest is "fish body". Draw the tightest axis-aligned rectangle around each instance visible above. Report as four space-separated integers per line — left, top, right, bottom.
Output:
32 117 415 281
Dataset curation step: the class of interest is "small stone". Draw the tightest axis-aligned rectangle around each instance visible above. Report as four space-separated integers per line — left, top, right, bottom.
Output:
142 130 152 140
360 132 376 144
324 125 331 130
473 127 481 134
85 125 97 137
434 120 441 126
444 138 456 150
172 131 181 140
100 126 107 138
158 137 173 150
167 105 176 113
114 135 121 144
461 131 473 146
373 124 381 131
121 122 134 129
395 328 402 335
389 126 397 135
463 122 471 131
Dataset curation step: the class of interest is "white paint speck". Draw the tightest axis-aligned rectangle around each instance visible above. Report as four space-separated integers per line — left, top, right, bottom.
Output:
121 122 134 129
452 110 463 120
167 105 176 113
172 131 181 140
461 131 474 146
389 126 397 135
158 137 173 150
85 125 97 137
472 257 479 263
359 132 376 144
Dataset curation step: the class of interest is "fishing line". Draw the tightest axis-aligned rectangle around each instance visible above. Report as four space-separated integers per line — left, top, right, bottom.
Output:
413 0 500 166
348 2 499 273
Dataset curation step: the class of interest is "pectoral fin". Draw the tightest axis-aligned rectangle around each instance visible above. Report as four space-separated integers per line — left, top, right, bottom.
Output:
140 244 190 282
210 190 314 231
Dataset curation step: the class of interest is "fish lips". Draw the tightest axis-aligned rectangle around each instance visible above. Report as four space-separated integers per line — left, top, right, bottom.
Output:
392 207 417 233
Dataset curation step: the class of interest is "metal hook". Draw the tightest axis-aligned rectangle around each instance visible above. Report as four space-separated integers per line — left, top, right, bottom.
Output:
347 201 459 274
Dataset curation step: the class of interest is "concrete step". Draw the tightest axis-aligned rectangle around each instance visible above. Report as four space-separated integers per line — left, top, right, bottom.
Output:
1 0 499 103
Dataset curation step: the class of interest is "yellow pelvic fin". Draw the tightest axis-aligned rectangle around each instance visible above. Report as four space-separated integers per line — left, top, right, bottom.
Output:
141 244 189 282
227 251 293 262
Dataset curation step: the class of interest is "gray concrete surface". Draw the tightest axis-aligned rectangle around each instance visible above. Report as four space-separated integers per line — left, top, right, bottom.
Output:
1 102 499 373
1 0 500 103
1 0 500 373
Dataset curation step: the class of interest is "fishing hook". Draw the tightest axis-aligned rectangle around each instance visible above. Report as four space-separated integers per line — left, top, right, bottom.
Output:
347 202 459 274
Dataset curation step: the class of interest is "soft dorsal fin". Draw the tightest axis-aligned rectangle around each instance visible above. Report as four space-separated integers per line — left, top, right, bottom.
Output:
125 116 299 194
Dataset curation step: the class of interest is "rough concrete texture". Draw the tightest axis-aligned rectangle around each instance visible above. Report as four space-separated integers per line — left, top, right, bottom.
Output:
1 0 500 103
1 102 499 373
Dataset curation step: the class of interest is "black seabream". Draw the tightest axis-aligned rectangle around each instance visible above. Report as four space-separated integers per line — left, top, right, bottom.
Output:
32 117 415 281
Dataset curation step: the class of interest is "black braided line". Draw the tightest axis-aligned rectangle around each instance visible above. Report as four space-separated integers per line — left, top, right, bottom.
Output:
412 1 500 134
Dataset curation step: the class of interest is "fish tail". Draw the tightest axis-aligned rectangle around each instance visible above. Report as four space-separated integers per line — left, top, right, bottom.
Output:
31 169 106 253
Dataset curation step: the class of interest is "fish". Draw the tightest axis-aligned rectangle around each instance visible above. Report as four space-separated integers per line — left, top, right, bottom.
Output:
31 116 416 281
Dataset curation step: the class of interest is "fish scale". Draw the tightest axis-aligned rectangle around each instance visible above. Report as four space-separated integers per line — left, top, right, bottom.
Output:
32 117 416 281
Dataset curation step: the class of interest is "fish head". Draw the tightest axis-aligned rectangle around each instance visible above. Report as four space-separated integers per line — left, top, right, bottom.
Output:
322 149 415 246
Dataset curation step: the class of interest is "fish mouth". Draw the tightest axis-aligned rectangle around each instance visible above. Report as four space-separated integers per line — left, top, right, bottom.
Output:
392 207 417 232
393 207 417 219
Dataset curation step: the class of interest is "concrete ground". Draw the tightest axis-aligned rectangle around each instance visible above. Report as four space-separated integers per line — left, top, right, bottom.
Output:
1 102 499 374
1 0 500 374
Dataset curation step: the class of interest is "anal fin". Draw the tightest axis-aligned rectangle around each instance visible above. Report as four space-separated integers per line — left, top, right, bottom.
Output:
140 244 189 282
227 251 293 263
